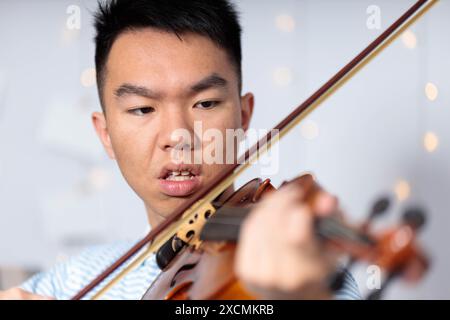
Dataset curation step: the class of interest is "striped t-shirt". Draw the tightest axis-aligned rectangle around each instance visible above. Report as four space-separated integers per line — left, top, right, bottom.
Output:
21 241 361 300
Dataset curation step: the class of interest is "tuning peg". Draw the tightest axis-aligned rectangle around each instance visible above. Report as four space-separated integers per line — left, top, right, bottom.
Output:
369 196 391 221
402 207 426 231
361 196 391 233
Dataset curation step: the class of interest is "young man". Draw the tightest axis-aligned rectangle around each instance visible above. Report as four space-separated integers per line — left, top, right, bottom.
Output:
0 0 360 299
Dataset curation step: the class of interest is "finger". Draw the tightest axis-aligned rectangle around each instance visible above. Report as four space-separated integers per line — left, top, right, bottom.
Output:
314 192 338 217
253 184 302 218
0 288 54 300
286 205 314 245
278 182 305 202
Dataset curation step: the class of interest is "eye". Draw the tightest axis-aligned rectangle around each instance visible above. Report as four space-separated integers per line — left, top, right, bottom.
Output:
195 100 220 110
128 106 155 116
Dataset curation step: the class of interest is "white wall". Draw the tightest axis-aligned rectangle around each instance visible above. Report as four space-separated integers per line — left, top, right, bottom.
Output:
0 0 449 299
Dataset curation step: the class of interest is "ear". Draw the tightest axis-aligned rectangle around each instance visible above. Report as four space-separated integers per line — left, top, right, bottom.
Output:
92 112 116 159
240 92 254 132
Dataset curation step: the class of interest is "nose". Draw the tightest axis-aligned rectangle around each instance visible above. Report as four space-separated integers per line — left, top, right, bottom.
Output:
157 108 195 152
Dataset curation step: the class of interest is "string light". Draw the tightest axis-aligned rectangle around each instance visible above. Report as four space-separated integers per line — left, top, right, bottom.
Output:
424 132 439 153
275 14 295 33
394 179 411 202
401 30 417 49
425 82 438 101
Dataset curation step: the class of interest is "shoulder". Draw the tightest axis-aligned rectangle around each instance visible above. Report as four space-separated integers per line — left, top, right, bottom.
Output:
333 268 361 300
20 240 138 299
75 241 136 266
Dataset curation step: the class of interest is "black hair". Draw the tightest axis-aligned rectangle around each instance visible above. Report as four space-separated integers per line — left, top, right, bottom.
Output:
94 0 242 109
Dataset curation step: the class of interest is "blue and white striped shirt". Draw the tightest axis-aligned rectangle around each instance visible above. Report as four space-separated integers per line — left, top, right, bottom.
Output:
21 241 361 300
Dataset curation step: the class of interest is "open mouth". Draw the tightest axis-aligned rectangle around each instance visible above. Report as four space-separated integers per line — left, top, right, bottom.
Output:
158 165 202 197
163 170 196 181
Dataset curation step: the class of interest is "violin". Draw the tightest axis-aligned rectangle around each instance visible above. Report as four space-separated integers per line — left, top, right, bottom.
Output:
142 174 429 300
71 0 436 300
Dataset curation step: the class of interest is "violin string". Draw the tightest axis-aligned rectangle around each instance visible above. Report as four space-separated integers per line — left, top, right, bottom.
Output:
203 214 376 248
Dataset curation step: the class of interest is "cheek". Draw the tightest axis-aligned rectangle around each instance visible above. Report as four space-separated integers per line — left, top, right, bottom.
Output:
108 119 157 174
202 103 242 130
199 107 242 165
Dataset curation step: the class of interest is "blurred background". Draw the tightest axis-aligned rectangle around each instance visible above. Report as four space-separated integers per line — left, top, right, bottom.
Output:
0 0 448 299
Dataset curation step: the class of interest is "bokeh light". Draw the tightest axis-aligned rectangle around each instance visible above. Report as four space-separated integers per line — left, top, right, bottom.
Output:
395 179 411 202
273 67 293 86
424 132 439 153
301 120 319 140
425 82 438 101
275 14 296 32
402 30 417 49
80 68 97 87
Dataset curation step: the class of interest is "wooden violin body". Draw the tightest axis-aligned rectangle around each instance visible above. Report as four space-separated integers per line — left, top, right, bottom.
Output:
143 178 273 300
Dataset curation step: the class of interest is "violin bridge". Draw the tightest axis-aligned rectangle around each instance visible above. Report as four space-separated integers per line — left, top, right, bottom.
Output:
176 201 216 249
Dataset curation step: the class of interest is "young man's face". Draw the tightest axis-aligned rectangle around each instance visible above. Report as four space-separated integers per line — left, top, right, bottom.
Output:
93 29 253 226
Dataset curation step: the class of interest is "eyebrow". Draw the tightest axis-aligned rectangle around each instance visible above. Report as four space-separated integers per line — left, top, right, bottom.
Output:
114 73 228 100
114 84 162 100
190 73 228 93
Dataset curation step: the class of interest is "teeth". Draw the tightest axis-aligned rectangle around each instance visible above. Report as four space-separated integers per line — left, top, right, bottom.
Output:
166 175 194 181
164 169 195 180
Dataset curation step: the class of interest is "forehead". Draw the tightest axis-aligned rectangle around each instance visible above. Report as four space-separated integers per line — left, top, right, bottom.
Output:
105 29 237 91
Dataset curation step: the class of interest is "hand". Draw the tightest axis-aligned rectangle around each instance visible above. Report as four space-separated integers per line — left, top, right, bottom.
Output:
234 182 339 299
0 288 53 300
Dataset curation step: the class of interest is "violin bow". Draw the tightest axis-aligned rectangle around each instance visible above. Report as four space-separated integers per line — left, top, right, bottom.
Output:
72 0 438 300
